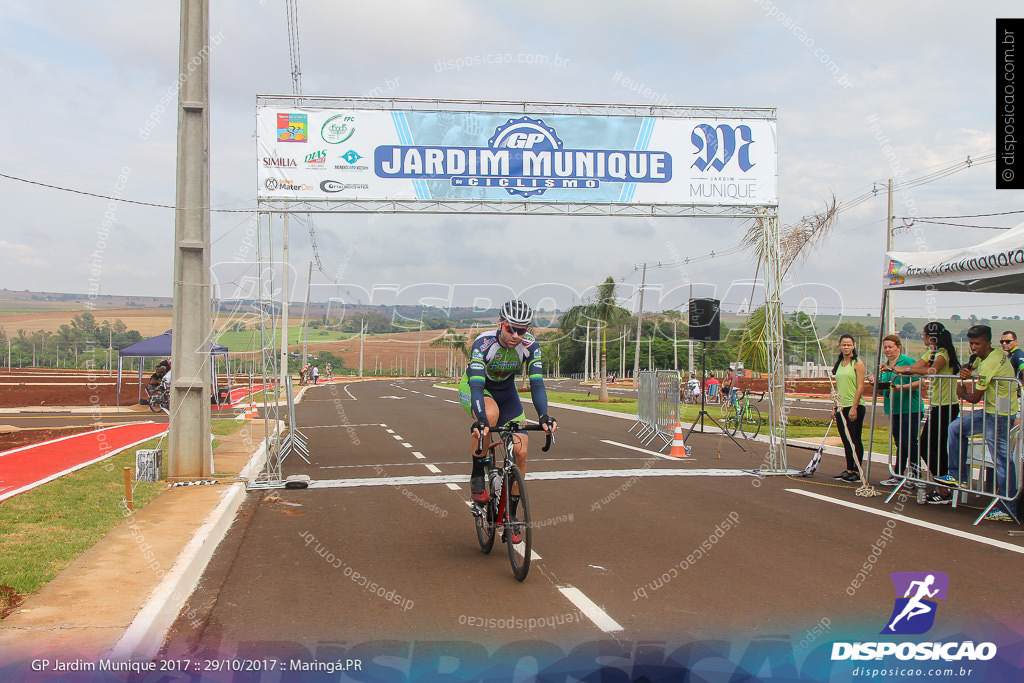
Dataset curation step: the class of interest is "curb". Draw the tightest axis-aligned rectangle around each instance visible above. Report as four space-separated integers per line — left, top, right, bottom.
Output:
105 436 270 660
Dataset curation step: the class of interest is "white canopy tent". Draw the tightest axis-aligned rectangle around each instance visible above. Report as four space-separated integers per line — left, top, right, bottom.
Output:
885 221 1024 294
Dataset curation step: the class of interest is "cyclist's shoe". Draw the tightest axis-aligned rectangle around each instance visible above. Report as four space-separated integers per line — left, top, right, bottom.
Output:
933 475 964 488
470 474 488 504
506 516 523 544
878 477 903 487
926 491 952 504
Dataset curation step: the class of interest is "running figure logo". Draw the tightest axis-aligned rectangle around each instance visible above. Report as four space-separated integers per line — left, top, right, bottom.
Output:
881 571 949 635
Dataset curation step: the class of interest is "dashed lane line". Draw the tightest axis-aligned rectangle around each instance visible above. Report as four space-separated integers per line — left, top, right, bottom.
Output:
557 586 623 632
600 440 685 460
424 464 441 474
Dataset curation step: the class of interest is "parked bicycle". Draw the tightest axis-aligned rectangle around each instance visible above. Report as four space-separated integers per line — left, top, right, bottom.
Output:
147 379 170 413
722 389 765 439
472 422 553 582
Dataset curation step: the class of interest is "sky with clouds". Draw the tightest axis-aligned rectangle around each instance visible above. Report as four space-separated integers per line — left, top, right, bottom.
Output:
0 0 1020 323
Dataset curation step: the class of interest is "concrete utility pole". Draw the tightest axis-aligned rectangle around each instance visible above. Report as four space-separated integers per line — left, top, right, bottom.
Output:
168 0 211 479
885 178 896 335
359 319 365 377
301 261 312 367
279 213 290 390
632 263 647 382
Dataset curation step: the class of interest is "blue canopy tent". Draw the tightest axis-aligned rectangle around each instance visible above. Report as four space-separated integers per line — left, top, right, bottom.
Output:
117 330 231 407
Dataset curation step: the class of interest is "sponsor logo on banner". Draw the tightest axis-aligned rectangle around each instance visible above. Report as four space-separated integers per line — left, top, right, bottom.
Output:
887 259 905 286
320 180 369 193
277 113 308 142
266 178 313 192
688 123 759 200
374 115 672 198
322 114 356 144
263 156 297 168
304 150 327 168
831 572 997 663
334 149 369 171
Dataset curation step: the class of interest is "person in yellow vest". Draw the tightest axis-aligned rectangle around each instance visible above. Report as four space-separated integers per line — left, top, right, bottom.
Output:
892 322 962 503
831 334 868 482
935 325 1019 522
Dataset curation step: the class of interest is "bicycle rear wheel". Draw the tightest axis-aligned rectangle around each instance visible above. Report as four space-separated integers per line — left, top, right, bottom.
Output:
149 394 164 413
741 405 762 439
504 465 531 582
723 406 739 435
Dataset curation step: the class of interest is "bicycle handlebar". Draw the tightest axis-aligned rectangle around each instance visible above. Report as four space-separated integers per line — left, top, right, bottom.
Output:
474 422 554 455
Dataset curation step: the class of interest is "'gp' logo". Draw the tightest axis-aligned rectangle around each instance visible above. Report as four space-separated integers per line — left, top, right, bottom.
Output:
691 124 755 173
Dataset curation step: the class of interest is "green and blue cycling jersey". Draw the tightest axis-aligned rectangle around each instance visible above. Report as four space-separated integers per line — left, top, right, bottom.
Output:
459 328 549 423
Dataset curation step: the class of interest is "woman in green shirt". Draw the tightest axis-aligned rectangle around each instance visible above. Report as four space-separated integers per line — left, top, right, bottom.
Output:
892 322 961 502
874 334 924 486
832 334 867 482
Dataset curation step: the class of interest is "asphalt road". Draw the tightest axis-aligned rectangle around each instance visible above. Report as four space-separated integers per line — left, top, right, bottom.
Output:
159 379 1024 677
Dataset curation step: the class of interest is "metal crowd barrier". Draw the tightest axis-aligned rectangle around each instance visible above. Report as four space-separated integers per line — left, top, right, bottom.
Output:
629 370 680 451
879 373 1022 525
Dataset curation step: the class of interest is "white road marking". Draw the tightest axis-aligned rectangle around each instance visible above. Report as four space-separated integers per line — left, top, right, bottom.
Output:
308 468 755 489
557 586 623 632
601 440 685 460
385 429 394 434
411 451 424 458
424 394 437 398
786 489 1024 554
445 399 460 405
344 385 358 400
302 424 381 429
447 483 462 491
392 434 403 440
424 464 441 474
402 442 413 448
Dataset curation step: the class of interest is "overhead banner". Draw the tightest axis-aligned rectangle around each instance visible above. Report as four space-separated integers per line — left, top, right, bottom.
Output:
256 105 778 206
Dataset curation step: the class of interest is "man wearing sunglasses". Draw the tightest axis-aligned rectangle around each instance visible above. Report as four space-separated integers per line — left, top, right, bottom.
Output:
459 299 557 528
999 331 1024 382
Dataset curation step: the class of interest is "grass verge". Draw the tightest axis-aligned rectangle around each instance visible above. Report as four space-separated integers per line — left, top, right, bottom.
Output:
0 419 246 617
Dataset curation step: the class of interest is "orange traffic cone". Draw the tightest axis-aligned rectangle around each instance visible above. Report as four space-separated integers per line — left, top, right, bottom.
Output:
668 421 691 458
243 402 259 420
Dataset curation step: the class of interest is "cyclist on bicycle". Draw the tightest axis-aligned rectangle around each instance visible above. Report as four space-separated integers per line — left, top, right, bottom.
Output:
460 299 557 521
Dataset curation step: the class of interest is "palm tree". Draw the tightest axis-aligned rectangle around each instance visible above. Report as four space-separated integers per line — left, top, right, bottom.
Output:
429 328 470 377
736 196 838 371
559 277 630 402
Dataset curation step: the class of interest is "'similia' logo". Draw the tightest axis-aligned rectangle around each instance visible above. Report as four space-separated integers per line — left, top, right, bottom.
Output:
263 156 297 168
882 571 948 635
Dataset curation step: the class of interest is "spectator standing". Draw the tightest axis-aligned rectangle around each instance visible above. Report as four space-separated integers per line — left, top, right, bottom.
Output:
831 334 867 482
893 322 961 503
1000 331 1024 381
871 334 924 486
311 365 319 384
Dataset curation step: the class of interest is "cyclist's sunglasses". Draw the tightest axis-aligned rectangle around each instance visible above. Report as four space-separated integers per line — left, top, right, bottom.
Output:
502 322 530 336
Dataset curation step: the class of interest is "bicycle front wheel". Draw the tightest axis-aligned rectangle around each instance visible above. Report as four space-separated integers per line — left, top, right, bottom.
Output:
723 406 739 435
741 405 762 439
504 466 531 582
475 499 495 554
149 395 164 413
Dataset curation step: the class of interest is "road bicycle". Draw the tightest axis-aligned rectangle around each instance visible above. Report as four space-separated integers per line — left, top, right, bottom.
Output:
147 380 170 413
722 389 765 439
472 422 553 582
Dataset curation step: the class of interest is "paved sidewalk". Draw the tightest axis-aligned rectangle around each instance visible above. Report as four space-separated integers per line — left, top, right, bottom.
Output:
0 418 272 662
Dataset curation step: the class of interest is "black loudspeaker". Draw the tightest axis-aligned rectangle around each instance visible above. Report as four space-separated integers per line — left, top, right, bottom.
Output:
688 298 720 342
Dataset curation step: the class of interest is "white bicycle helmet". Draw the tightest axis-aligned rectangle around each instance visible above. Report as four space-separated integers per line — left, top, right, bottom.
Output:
499 299 533 326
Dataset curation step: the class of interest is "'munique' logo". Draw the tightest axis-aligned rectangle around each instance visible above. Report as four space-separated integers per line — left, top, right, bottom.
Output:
881 571 948 635
691 124 755 173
